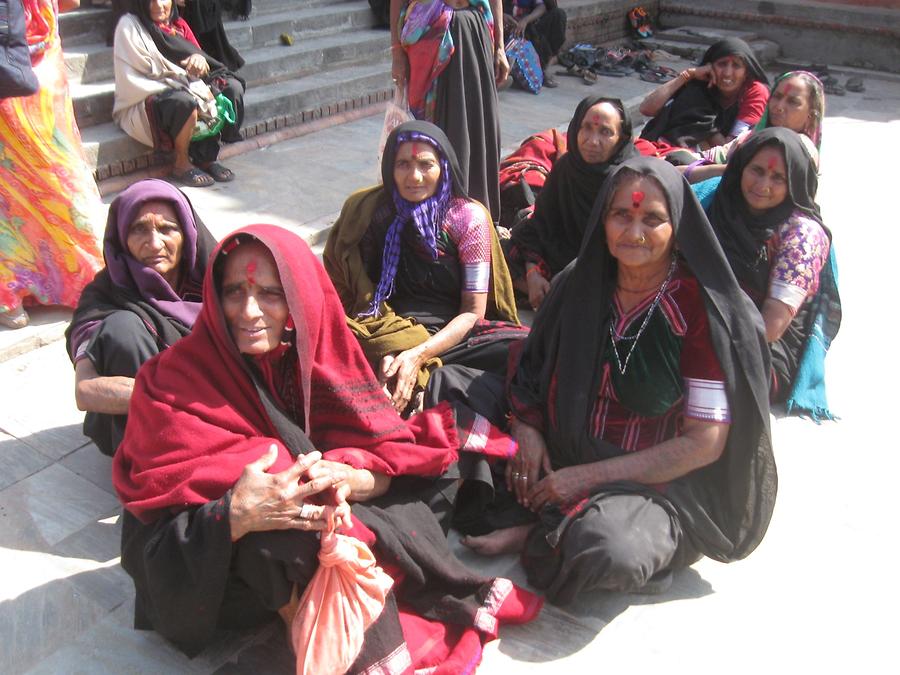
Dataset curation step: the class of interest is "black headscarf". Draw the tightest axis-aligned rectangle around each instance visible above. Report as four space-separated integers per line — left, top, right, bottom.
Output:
510 156 776 561
708 127 822 296
380 120 467 197
129 0 227 73
640 38 769 147
509 96 638 276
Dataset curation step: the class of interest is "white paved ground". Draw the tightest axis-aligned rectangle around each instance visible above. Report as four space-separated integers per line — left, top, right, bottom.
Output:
1 59 898 674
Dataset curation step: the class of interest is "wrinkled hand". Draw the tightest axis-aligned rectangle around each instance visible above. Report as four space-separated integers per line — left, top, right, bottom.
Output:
526 271 550 311
382 346 423 413
391 48 409 88
528 465 595 512
494 47 510 86
181 53 209 79
690 64 716 88
306 458 369 503
506 420 551 508
229 446 349 541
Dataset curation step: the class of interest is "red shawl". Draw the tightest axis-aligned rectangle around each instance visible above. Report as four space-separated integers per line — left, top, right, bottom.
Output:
113 225 470 522
498 128 568 192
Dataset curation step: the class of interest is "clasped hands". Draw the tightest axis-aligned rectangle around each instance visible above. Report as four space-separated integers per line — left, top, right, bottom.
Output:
506 420 595 511
181 53 209 79
229 446 355 542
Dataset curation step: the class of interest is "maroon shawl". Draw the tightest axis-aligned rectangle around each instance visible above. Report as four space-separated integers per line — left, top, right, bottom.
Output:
114 224 470 522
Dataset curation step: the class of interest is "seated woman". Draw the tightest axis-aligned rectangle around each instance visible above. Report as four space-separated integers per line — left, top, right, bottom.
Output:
66 179 215 456
684 70 825 184
707 127 841 418
639 38 769 152
433 157 776 603
113 224 540 668
504 96 638 310
112 0 245 188
325 121 523 414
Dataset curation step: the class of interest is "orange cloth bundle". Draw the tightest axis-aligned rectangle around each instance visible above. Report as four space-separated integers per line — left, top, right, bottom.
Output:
291 529 394 675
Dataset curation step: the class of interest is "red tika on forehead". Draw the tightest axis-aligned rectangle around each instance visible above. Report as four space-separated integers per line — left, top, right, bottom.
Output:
245 260 257 286
782 82 795 95
591 113 602 124
411 142 420 157
632 190 645 208
767 155 778 171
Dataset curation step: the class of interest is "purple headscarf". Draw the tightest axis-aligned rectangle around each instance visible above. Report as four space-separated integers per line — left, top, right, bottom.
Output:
104 179 207 327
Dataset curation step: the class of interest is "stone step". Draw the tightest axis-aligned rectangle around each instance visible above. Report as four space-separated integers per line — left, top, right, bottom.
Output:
652 26 759 46
70 29 390 128
637 32 780 64
80 60 392 176
65 1 379 85
59 0 357 46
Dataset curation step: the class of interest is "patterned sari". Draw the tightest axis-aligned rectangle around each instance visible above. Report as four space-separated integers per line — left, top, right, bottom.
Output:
0 0 102 316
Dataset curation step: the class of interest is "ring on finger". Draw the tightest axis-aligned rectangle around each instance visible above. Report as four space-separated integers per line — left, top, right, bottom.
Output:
299 504 317 520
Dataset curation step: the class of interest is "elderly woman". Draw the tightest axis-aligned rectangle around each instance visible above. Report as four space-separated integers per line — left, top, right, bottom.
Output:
113 224 540 667
639 38 769 151
325 121 522 414
435 157 776 603
504 96 638 310
112 0 245 187
684 71 826 184
66 179 215 456
707 127 840 418
390 0 509 221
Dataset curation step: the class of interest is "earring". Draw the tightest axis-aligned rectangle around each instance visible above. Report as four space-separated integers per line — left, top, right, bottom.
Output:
281 315 295 344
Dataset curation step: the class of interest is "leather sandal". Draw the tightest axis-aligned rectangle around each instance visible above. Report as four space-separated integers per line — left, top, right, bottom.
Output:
204 162 236 182
174 167 214 188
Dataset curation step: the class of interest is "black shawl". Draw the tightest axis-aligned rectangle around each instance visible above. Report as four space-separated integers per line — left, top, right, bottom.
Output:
179 0 245 71
510 156 776 561
509 96 638 276
708 126 823 296
381 120 468 196
640 38 769 147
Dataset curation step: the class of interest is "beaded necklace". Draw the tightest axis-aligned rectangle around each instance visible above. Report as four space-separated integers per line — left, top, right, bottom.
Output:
608 258 677 376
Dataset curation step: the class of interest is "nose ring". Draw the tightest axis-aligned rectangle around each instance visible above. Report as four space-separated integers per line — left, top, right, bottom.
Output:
637 234 646 244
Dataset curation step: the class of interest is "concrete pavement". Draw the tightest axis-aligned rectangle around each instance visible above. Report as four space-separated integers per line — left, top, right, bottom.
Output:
1 56 899 674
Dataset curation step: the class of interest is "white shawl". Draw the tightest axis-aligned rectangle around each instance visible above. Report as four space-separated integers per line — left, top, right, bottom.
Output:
112 14 215 147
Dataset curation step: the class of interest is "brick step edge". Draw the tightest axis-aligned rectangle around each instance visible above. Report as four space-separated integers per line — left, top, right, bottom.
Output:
94 86 395 188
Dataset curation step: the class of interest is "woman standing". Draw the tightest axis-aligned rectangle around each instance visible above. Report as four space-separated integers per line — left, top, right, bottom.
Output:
0 0 103 329
390 0 509 223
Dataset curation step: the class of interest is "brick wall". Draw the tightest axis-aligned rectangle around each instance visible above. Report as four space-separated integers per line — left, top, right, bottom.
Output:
566 1 661 45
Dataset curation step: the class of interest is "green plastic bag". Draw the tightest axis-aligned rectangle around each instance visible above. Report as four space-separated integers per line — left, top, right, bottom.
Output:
191 93 236 141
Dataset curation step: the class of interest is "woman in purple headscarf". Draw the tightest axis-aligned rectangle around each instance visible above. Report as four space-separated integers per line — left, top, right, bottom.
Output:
65 179 217 456
325 121 522 415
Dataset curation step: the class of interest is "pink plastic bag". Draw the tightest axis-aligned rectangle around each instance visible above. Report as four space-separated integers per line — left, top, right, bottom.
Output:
291 529 394 675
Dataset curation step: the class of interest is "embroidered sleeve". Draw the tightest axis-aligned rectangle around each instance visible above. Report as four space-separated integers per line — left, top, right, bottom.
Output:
445 200 492 293
767 213 830 312
735 80 769 128
676 276 730 422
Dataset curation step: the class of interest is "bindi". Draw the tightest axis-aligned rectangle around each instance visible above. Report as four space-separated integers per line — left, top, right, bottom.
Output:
782 83 795 96
767 156 778 171
591 113 602 125
631 190 644 209
411 142 420 157
245 260 257 286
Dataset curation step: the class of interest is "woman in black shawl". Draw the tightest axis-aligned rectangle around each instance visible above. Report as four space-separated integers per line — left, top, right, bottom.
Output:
112 0 245 187
707 127 838 412
455 157 776 603
179 0 246 72
640 38 769 151
65 179 216 456
505 95 638 309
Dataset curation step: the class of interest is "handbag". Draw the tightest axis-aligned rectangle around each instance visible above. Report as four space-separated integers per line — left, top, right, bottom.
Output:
0 0 40 98
505 36 543 94
191 92 236 141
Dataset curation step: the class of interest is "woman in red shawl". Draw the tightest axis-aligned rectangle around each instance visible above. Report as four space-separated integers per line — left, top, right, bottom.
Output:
113 224 540 670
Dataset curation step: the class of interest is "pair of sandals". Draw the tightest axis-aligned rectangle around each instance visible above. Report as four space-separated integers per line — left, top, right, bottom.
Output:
175 162 235 188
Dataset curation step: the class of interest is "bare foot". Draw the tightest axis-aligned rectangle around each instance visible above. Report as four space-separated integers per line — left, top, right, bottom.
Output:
461 524 533 556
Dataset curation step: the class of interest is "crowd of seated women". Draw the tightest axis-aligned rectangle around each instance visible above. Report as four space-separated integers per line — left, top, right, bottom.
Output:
66 36 842 671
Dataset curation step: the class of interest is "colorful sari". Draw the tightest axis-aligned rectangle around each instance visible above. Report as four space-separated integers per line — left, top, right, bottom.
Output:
0 0 103 317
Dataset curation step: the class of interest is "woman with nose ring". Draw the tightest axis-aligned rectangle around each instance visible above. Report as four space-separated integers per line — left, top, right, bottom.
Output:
707 127 840 417
325 121 522 415
504 96 638 310
639 38 769 151
66 179 216 456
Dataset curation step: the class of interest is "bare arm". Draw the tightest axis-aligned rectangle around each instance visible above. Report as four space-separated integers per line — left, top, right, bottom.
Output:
74 358 134 415
529 417 730 509
681 162 726 184
639 65 714 118
514 3 546 35
761 298 794 342
489 0 509 83
306 459 392 502
390 0 408 86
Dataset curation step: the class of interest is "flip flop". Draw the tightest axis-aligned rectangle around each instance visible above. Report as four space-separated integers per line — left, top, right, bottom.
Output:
204 162 236 182
174 167 214 187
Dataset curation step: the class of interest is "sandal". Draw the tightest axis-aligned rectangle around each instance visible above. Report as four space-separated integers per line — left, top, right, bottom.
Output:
0 305 29 330
174 167 215 187
845 76 865 93
204 162 236 182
